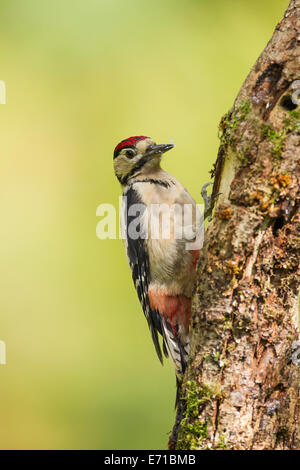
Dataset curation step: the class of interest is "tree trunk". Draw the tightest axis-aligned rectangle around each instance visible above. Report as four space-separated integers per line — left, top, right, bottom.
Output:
170 0 300 450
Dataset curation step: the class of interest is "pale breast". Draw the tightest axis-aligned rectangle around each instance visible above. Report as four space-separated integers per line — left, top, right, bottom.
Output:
132 173 203 296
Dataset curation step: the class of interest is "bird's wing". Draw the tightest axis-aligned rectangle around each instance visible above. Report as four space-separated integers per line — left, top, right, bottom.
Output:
122 186 166 364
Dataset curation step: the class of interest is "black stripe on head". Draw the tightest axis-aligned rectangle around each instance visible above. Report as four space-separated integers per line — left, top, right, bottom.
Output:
120 154 150 185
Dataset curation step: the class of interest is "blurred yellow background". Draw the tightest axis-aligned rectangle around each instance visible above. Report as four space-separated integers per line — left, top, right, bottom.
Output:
0 0 287 450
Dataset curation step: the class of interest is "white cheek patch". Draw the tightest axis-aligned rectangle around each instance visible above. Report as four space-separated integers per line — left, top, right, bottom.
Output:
114 154 139 177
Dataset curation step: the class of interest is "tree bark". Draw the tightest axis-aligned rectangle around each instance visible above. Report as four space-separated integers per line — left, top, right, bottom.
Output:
170 0 300 450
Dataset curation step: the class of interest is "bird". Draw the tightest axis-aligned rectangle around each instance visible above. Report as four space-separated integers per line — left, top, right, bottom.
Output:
113 135 209 401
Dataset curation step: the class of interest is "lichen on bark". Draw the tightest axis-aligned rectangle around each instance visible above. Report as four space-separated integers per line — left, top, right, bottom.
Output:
170 0 300 450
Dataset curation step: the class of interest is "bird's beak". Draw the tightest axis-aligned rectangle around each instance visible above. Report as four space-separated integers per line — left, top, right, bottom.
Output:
145 143 174 158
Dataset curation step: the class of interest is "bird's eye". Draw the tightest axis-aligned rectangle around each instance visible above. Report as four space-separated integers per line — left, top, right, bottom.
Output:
125 149 135 159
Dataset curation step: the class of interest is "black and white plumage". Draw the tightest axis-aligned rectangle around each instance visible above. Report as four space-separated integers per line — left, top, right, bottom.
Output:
114 136 204 385
123 185 167 364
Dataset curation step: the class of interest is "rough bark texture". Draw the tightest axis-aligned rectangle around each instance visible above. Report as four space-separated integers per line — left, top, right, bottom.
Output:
170 0 300 450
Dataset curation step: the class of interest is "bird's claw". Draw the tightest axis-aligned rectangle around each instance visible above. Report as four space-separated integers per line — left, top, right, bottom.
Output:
201 182 213 207
201 182 221 220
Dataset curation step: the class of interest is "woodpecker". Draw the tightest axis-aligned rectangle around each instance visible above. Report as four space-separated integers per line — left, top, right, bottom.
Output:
113 136 207 395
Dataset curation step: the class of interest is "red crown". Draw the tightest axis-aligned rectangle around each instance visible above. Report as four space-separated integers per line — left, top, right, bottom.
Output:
114 136 149 159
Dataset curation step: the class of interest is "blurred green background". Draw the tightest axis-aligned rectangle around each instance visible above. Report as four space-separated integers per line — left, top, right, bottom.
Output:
0 0 287 450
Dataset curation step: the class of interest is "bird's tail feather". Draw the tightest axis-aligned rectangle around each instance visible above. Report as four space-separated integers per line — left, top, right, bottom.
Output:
161 317 189 377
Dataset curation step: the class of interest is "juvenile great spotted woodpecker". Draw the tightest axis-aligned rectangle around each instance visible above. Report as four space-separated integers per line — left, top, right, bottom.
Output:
113 136 209 397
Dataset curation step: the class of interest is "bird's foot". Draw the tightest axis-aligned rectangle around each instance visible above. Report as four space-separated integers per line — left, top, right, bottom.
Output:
201 182 221 220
